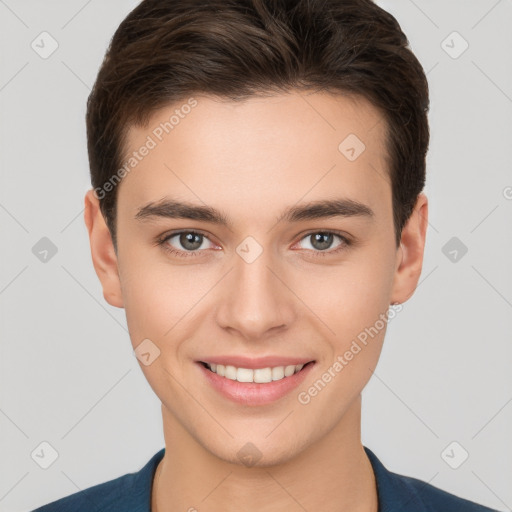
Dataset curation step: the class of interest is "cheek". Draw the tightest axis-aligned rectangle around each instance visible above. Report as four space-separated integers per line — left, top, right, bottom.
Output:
117 249 180 345
119 252 216 352
294 261 393 427
295 249 395 402
297 254 395 339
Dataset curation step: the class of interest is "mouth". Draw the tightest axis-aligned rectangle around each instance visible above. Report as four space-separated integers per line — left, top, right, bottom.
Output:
199 360 315 383
196 359 316 406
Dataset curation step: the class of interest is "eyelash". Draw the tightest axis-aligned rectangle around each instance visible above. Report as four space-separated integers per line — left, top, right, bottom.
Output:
156 229 352 259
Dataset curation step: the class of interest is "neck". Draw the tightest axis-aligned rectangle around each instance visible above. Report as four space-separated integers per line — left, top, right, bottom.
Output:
152 395 378 512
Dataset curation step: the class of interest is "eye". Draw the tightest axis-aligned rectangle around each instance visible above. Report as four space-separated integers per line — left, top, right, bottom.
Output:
294 231 351 255
156 229 352 259
157 230 216 257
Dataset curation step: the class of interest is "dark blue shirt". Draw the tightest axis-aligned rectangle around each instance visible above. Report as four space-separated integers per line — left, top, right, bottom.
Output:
32 446 500 511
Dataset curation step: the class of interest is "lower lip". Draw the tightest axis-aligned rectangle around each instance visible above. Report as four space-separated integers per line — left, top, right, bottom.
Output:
197 361 315 406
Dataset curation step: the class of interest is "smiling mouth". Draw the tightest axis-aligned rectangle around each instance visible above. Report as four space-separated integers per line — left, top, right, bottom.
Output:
199 361 315 384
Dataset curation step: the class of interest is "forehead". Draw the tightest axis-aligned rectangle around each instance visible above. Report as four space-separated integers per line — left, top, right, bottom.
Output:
118 90 390 223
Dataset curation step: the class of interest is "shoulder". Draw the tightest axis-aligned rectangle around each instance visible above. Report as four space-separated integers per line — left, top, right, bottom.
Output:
31 448 165 512
363 446 500 512
395 471 500 512
31 473 136 512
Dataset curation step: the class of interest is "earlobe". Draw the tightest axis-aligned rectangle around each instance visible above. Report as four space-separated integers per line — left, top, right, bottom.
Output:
83 189 124 308
390 193 428 305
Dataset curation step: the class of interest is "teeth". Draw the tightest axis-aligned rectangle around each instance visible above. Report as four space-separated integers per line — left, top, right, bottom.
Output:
271 366 284 380
254 367 272 383
284 365 295 377
205 362 306 383
225 365 237 380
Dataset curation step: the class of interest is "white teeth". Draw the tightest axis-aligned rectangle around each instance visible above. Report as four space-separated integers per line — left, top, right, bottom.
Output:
271 366 284 381
225 365 237 380
205 362 308 383
254 367 272 383
284 365 296 377
237 367 254 382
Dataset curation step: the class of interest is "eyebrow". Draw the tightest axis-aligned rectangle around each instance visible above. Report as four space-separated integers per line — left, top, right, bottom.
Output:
134 197 374 226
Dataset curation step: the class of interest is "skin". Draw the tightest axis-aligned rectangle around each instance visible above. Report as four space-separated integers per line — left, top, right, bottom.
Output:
84 90 428 512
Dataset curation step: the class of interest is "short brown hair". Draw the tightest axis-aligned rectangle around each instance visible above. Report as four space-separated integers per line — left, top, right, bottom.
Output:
86 0 429 250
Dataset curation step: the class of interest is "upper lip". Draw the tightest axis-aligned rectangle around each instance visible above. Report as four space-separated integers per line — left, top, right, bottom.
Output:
198 356 315 369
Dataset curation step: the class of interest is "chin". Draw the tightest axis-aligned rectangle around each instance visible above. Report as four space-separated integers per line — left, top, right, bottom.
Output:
204 432 309 469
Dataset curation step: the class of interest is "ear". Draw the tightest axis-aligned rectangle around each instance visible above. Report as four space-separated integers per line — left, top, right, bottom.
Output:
390 192 428 305
83 189 124 308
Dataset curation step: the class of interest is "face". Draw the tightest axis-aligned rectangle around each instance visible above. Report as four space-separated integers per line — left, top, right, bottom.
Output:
85 90 427 466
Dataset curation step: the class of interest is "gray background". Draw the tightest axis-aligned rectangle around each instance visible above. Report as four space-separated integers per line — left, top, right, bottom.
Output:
1 1 511 511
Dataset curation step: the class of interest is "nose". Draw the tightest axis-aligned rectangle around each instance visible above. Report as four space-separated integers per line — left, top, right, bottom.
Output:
215 247 297 341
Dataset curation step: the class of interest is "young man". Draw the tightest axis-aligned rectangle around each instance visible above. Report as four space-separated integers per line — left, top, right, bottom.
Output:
33 0 500 511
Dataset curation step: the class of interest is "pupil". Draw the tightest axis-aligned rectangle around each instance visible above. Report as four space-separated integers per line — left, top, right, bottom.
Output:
180 232 202 250
312 233 332 250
